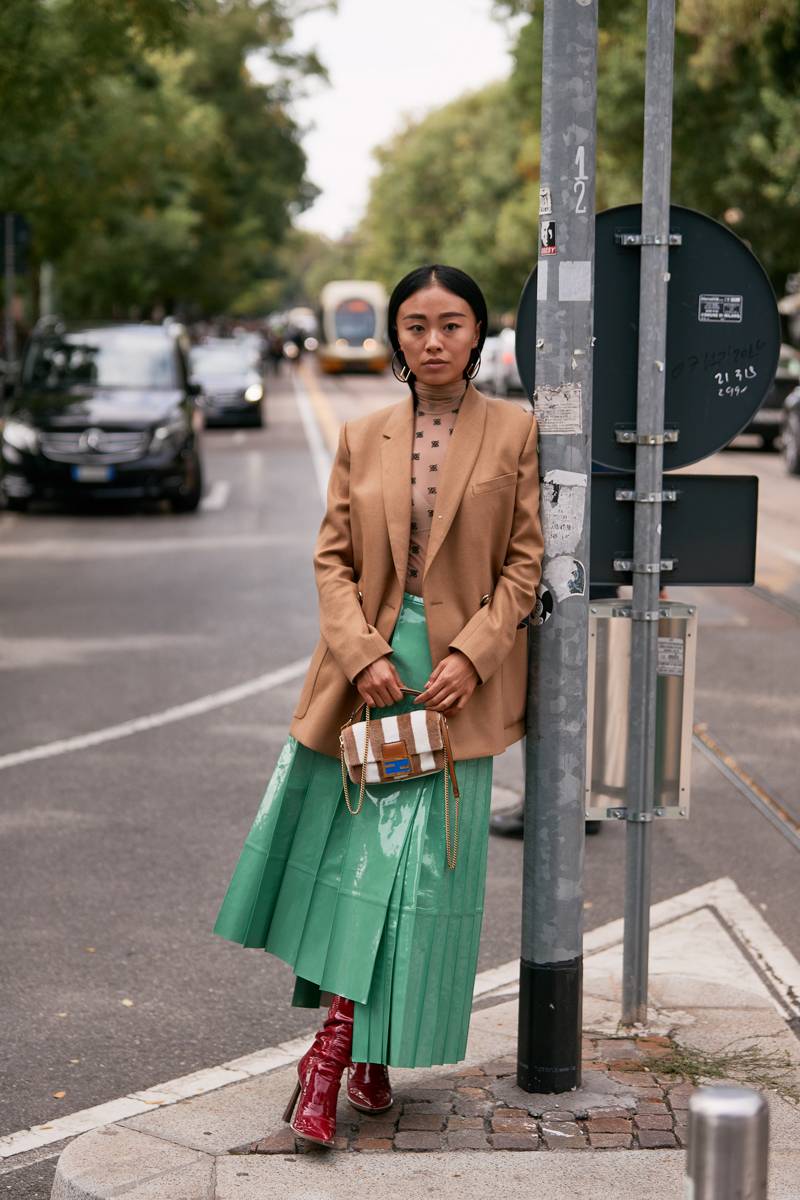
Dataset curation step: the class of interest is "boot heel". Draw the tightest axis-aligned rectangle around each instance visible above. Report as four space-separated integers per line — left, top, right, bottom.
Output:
282 1079 301 1124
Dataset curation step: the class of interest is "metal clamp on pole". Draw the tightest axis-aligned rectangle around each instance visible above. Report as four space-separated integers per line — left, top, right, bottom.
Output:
615 231 683 246
615 428 680 445
615 488 678 502
613 558 676 573
686 1086 769 1200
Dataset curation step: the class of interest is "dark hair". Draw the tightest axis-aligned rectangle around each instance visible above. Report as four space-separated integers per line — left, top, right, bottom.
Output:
387 264 488 381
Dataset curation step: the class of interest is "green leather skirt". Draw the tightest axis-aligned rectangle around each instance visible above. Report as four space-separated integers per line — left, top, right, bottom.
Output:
212 592 493 1067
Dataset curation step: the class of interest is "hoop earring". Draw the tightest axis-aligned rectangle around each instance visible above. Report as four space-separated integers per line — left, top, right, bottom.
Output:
466 354 481 381
391 350 412 383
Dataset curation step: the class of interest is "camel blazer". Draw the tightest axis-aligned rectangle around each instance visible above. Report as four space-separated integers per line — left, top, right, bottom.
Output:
289 383 544 760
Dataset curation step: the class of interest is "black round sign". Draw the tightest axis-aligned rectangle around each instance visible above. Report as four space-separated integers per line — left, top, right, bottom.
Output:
516 205 781 470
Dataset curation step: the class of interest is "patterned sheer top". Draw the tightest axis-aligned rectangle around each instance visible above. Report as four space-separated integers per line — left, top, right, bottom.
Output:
404 378 468 596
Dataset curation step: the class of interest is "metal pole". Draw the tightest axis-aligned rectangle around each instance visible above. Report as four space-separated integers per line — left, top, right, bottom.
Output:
4 213 17 364
519 0 598 1093
620 0 676 1027
687 1087 769 1199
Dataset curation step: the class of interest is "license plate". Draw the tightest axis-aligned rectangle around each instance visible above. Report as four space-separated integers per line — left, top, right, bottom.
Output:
71 465 115 482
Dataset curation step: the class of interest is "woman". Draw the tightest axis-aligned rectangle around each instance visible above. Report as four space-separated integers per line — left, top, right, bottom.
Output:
213 264 543 1148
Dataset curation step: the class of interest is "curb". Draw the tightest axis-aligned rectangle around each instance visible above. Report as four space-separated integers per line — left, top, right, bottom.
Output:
49 882 800 1198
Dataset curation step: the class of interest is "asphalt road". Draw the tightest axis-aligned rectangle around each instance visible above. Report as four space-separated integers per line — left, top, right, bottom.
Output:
2 362 799 1197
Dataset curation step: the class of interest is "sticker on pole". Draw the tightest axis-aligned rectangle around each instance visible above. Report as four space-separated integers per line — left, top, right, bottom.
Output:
657 636 685 676
531 584 554 627
541 469 587 554
533 383 582 435
698 293 744 323
544 556 586 601
540 220 557 255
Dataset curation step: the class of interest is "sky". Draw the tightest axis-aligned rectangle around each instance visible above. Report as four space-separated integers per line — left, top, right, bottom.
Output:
279 0 524 239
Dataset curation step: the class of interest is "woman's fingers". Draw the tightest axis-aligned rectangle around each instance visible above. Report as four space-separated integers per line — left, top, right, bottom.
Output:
424 671 461 702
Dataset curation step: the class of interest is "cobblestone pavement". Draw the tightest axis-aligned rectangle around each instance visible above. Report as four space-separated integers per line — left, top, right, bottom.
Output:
245 1034 692 1155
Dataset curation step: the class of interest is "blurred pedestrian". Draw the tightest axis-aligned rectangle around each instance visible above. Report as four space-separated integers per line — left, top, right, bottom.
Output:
213 264 544 1148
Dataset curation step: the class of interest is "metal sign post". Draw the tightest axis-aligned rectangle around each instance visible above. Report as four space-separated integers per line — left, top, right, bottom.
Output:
518 0 597 1093
515 3 778 1036
621 0 676 1026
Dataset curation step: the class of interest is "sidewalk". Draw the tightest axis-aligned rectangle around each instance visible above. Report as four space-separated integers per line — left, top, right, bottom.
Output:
50 878 800 1199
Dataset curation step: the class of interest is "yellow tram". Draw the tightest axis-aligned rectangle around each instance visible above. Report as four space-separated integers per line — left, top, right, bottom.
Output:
317 280 389 373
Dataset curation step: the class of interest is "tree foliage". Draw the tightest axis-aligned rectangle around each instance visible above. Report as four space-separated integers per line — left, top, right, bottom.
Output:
354 83 530 316
352 0 800 316
0 0 330 320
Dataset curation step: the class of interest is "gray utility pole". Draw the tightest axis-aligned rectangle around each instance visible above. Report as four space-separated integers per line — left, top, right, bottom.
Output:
621 0 676 1026
4 213 17 364
519 0 598 1093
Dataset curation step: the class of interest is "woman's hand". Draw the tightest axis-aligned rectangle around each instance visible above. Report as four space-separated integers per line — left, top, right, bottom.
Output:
415 651 479 716
355 656 405 708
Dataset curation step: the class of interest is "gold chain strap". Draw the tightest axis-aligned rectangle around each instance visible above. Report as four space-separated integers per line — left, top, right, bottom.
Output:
340 704 371 816
443 736 459 870
339 702 459 870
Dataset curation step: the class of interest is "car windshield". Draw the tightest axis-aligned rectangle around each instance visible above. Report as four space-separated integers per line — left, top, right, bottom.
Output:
191 345 254 378
23 330 178 390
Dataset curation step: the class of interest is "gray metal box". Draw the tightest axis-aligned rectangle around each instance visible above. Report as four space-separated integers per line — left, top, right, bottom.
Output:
585 599 698 821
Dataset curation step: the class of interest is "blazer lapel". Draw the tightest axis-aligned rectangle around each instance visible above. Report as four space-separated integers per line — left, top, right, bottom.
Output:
381 394 414 588
423 384 487 580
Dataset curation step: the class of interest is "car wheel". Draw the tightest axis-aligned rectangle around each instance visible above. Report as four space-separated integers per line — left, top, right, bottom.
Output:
170 451 203 513
783 415 800 476
5 495 29 512
761 430 779 451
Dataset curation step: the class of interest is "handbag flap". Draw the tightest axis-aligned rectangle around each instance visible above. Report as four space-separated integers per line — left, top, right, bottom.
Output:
341 708 444 767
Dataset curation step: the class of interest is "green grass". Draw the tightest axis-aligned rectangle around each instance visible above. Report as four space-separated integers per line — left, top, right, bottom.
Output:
641 1039 800 1106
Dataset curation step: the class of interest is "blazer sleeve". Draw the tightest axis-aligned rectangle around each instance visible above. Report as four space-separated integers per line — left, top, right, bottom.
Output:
313 421 393 683
448 413 544 684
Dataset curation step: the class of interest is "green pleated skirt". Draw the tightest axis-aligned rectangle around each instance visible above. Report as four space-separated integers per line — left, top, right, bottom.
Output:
212 592 493 1067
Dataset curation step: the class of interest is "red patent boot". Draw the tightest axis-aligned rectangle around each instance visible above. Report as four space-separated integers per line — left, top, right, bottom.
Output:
282 994 354 1147
347 1062 393 1114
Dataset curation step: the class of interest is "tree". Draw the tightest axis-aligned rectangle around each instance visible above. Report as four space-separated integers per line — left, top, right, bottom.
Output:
355 83 528 316
0 0 332 320
497 0 800 291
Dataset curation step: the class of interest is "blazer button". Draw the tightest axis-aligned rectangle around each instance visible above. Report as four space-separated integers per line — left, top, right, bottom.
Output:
480 593 491 607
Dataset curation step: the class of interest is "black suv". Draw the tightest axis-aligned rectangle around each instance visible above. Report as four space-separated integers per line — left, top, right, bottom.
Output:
1 319 204 512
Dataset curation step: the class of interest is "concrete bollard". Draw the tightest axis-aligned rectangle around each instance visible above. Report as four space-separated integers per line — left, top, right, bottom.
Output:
686 1085 769 1199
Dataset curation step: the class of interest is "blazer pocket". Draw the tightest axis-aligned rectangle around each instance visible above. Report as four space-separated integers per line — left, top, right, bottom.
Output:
472 471 516 497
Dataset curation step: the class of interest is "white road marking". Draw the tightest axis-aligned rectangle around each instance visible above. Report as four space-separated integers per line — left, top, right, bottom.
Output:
231 431 247 445
199 479 231 512
0 658 309 772
0 532 292 560
4 875 798 1161
291 368 332 504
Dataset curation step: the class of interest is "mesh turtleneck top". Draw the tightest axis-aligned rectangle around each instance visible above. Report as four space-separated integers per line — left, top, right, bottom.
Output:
404 378 468 595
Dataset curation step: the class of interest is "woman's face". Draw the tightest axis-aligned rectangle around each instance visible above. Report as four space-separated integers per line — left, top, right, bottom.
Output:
395 284 480 387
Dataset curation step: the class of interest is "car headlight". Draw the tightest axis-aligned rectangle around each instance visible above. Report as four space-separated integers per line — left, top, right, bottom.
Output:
244 383 263 403
151 415 189 448
2 419 38 453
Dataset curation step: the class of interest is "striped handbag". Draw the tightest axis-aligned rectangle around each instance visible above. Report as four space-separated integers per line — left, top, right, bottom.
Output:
339 687 461 868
